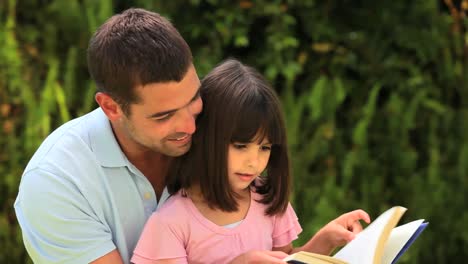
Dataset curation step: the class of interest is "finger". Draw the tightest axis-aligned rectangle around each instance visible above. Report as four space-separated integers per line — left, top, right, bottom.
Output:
350 221 363 234
347 209 371 223
346 232 356 242
332 226 356 243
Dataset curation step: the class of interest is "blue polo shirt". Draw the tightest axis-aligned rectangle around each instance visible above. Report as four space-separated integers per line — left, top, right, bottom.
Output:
14 108 170 264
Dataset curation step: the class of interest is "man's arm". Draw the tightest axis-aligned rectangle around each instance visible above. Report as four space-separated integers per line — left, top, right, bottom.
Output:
91 250 124 264
15 168 118 263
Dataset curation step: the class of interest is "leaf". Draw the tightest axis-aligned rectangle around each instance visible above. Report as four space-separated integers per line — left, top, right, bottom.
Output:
308 76 328 122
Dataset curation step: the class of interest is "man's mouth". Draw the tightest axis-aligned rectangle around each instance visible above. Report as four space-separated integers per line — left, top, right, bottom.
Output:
168 134 189 141
167 134 191 144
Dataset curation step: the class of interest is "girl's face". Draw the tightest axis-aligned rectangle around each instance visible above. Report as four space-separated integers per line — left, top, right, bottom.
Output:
227 136 272 195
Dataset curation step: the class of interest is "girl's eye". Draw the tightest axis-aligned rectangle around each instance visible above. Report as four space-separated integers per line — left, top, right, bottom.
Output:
233 143 247 149
261 145 272 151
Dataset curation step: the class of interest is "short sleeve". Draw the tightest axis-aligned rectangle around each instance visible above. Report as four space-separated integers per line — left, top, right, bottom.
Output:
272 203 303 248
14 168 115 264
131 211 188 264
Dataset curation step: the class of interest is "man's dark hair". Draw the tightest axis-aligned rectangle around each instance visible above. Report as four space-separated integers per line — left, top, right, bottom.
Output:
167 59 291 216
87 8 193 114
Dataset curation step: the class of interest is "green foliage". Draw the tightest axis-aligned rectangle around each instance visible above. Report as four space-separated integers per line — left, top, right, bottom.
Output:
1 0 467 263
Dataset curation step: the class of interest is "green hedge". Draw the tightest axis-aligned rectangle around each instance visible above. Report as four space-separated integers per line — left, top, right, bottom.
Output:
1 0 467 263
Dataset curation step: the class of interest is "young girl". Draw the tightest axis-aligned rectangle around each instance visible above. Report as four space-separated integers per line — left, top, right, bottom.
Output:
132 59 370 264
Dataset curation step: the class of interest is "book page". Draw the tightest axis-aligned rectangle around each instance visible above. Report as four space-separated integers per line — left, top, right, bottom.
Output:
382 219 427 264
333 206 406 264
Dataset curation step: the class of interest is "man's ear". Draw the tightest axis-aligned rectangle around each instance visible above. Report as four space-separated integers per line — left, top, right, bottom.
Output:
95 92 124 121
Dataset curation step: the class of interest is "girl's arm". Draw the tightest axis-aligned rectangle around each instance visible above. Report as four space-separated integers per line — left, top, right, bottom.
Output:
228 250 289 264
271 201 370 256
272 244 293 254
273 239 331 256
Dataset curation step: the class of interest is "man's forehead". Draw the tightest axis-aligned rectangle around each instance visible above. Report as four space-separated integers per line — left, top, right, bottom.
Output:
134 68 200 113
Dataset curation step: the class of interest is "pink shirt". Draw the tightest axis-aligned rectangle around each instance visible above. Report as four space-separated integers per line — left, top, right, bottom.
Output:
131 191 302 264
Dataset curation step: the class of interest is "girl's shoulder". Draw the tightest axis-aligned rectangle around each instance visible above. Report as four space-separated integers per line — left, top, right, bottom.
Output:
156 190 192 217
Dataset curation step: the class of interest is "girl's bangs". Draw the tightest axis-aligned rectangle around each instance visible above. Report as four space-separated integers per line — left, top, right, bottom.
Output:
230 95 282 145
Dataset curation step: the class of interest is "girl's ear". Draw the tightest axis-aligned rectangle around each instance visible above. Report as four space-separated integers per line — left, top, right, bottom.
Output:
95 92 125 121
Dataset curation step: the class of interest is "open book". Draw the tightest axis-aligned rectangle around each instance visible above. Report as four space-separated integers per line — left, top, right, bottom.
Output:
283 206 428 264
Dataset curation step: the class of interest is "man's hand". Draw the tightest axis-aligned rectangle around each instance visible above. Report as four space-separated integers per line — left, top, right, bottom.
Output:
229 250 289 264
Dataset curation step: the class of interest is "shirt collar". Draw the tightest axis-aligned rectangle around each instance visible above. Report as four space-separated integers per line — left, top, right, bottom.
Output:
89 108 129 168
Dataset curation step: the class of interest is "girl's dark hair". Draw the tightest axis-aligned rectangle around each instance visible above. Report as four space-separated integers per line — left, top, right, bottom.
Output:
167 59 290 216
87 8 192 115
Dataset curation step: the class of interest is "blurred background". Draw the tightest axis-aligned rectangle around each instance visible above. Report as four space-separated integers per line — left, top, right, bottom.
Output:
1 0 467 263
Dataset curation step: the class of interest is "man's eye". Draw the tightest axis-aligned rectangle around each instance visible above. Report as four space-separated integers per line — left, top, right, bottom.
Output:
154 114 172 122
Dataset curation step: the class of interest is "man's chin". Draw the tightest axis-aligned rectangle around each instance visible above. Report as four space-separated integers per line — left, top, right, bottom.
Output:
162 142 192 157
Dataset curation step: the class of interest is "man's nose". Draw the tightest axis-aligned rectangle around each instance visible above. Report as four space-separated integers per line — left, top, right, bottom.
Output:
176 97 202 135
176 110 196 135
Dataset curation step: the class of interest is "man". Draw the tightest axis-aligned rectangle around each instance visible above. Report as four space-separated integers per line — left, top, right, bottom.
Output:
14 8 290 264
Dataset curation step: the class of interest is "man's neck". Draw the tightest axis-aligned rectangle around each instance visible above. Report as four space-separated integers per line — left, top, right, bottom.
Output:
111 122 170 200
131 153 171 200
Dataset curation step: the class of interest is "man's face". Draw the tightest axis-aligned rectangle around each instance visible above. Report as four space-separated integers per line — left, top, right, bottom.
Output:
118 65 203 157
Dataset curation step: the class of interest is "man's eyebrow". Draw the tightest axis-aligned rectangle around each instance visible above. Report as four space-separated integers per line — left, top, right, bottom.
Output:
147 87 201 119
190 88 201 102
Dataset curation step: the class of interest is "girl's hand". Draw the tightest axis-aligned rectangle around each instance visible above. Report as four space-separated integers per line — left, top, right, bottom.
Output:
318 209 371 252
299 209 371 255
